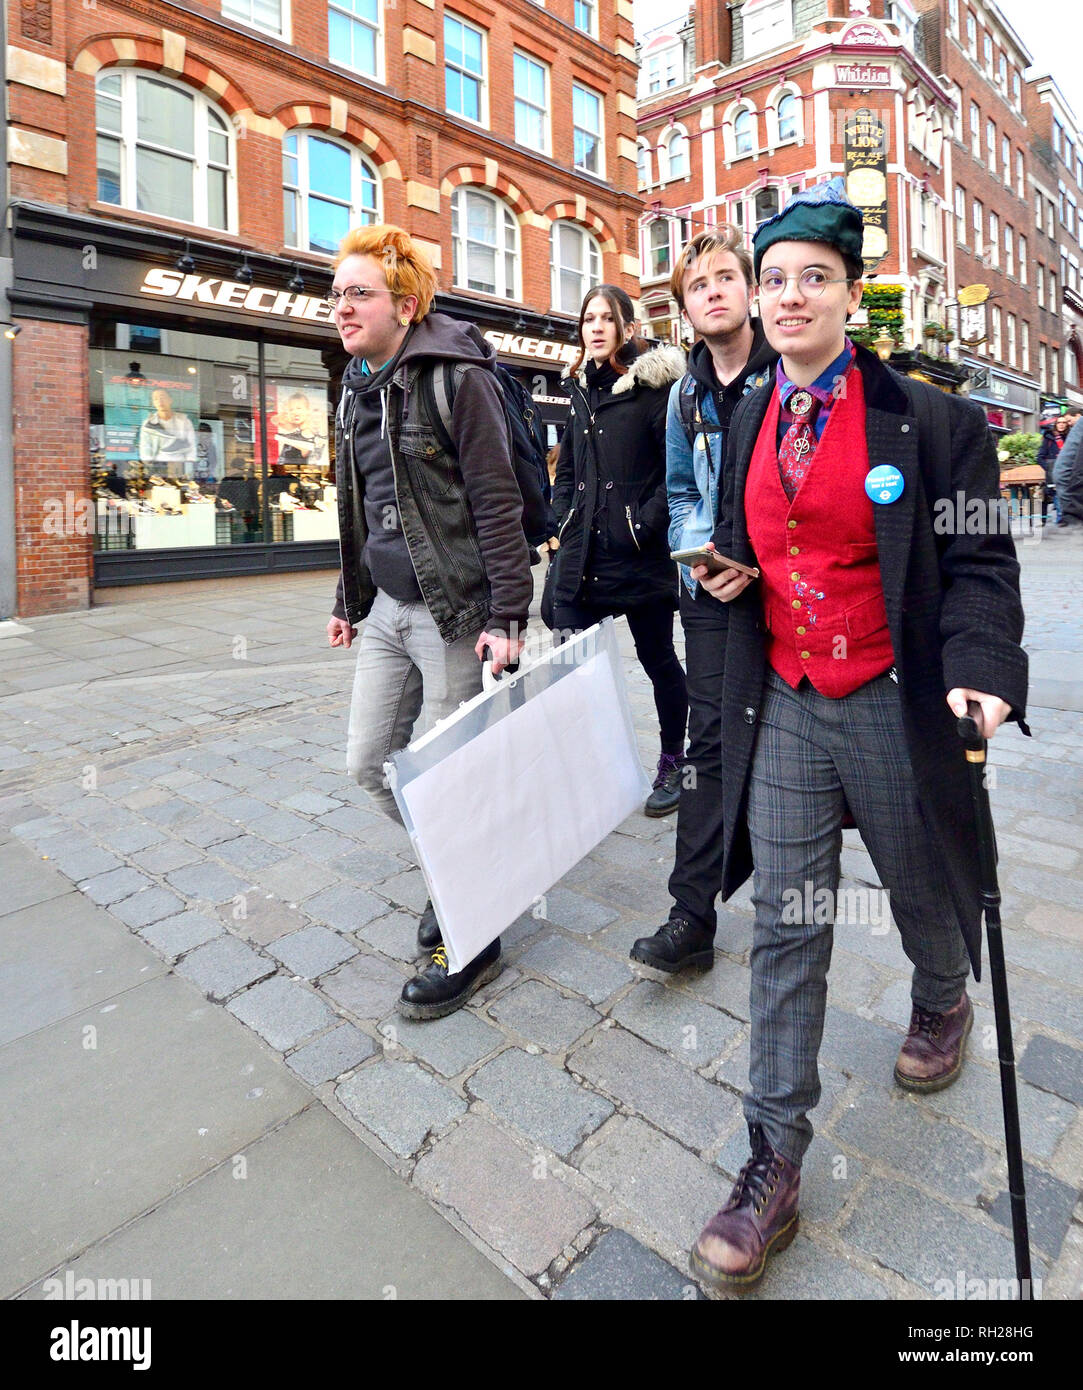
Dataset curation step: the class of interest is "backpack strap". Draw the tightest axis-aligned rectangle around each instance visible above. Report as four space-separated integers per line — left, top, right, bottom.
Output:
677 372 723 448
416 360 471 456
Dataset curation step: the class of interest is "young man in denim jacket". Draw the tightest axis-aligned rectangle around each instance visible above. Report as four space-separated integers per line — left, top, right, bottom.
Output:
631 227 778 973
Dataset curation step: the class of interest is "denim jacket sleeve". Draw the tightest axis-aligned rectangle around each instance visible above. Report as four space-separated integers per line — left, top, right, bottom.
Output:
666 377 697 554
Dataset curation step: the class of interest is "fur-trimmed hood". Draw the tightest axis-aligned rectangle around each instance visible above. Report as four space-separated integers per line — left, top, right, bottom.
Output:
562 342 686 392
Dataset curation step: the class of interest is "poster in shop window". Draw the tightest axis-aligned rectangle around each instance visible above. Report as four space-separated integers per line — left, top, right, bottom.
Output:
100 354 201 479
259 381 330 476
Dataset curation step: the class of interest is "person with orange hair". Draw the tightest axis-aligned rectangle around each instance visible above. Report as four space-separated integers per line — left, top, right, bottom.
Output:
325 224 532 1019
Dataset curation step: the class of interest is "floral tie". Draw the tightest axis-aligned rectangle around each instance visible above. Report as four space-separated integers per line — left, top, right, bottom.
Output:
777 389 822 502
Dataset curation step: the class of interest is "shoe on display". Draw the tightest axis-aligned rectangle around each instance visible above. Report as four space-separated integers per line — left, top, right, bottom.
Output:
398 939 502 1021
644 752 685 817
630 916 715 973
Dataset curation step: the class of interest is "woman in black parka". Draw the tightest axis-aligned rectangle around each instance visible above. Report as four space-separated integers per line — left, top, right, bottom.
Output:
549 284 689 815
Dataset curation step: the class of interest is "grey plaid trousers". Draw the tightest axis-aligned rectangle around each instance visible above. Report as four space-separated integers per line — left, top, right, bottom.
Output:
744 667 970 1165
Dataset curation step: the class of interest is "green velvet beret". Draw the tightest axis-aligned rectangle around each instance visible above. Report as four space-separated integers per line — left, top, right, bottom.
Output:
753 178 865 276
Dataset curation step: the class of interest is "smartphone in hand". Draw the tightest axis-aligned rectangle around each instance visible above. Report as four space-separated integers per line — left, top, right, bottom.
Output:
670 546 760 579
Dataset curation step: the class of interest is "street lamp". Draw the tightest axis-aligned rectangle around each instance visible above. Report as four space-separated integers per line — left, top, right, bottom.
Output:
873 329 896 362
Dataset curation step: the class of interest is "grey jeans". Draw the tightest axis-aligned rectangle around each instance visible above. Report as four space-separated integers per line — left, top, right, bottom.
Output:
744 668 970 1166
346 591 484 824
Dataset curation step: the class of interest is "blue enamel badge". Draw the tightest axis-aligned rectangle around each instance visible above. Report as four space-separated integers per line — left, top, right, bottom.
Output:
865 465 904 504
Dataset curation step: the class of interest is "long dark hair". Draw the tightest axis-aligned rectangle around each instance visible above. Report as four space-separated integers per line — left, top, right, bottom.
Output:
571 284 646 377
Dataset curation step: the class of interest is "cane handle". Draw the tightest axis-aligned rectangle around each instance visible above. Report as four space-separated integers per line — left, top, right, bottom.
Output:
957 698 986 755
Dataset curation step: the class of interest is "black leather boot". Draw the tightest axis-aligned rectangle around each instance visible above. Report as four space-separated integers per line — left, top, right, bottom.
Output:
644 752 684 817
399 938 502 1020
417 899 441 953
630 916 715 973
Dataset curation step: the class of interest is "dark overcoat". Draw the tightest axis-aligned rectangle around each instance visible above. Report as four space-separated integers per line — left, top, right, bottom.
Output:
550 344 686 609
711 345 1029 978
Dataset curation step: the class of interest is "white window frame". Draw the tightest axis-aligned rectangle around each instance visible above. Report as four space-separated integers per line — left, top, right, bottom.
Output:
572 82 604 177
742 0 793 61
1017 150 1025 199
1019 234 1027 285
444 12 488 128
989 210 999 267
983 31 992 75
637 138 652 190
450 186 519 299
948 0 958 35
1037 264 1044 306
328 0 383 82
1039 341 1048 392
1049 270 1057 312
729 102 757 160
663 126 689 181
770 86 801 146
970 102 980 158
991 305 1002 358
646 216 673 281
954 185 966 242
1021 320 1029 372
1005 223 1014 277
222 0 288 39
1012 70 1021 109
550 220 602 315
973 198 983 253
1002 136 1010 189
641 45 681 98
986 118 996 173
95 68 235 232
966 11 976 58
513 50 549 155
572 0 597 39
1007 313 1017 368
282 130 379 256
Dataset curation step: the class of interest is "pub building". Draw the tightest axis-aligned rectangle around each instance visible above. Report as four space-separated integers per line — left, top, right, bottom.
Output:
11 203 575 593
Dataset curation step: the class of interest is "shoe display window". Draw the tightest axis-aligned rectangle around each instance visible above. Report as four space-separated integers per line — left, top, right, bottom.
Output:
89 321 338 552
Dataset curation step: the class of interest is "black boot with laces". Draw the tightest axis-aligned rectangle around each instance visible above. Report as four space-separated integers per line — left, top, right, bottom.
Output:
630 916 715 973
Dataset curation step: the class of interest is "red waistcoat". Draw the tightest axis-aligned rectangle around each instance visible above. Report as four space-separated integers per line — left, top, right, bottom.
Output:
746 368 894 698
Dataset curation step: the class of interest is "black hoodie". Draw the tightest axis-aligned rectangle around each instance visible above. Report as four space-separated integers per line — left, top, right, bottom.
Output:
685 316 778 442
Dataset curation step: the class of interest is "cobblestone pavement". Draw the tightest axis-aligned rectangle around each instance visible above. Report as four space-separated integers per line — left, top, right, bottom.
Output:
1 543 1081 1300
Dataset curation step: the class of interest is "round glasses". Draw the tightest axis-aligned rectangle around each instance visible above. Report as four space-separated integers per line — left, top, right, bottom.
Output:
757 270 852 298
324 285 394 307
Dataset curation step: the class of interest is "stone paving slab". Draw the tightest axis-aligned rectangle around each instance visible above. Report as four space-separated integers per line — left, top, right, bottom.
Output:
1019 1034 1083 1106
384 1007 504 1078
467 1047 615 1157
18 1105 522 1301
336 1058 467 1158
841 1177 1045 1297
413 1113 595 1277
980 1160 1079 1262
579 1115 725 1254
267 925 357 979
0 970 310 1299
610 978 743 1068
177 936 277 1002
227 976 338 1050
321 952 408 1020
553 1227 696 1300
568 1025 739 1153
487 979 602 1054
518 934 631 1005
286 1022 376 1086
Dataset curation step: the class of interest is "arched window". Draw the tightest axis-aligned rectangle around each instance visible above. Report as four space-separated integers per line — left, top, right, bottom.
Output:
637 140 651 190
777 92 797 143
551 221 602 314
666 130 688 180
754 187 780 231
95 69 234 230
282 132 379 255
734 107 755 158
451 187 519 298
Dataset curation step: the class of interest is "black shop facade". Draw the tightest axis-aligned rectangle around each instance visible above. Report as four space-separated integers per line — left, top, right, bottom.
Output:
10 205 573 589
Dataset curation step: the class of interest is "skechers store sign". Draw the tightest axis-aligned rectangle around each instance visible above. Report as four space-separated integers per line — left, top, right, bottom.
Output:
139 268 335 322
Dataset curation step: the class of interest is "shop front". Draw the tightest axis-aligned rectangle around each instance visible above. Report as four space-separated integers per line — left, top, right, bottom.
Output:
10 205 572 599
961 358 1040 435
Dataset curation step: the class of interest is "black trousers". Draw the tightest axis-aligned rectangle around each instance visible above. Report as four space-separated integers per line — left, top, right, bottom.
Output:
666 583 728 934
550 594 688 754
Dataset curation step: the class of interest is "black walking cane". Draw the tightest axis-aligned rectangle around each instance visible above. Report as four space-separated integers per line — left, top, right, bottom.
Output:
957 700 1033 1298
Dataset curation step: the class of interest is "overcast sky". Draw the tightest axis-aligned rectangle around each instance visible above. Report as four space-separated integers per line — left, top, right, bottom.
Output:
632 0 1083 124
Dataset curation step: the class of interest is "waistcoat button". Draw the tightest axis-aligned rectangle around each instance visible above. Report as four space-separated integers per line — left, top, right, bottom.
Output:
743 706 757 724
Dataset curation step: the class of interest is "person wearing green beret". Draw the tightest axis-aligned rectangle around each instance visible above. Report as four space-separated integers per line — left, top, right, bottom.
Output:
686 179 1029 1290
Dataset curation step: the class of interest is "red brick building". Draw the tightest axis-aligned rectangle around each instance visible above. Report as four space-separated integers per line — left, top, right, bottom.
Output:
4 0 641 615
914 0 1042 432
1024 73 1083 411
636 1 960 360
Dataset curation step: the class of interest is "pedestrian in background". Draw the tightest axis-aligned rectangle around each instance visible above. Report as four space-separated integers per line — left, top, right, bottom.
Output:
547 284 689 816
